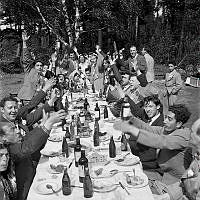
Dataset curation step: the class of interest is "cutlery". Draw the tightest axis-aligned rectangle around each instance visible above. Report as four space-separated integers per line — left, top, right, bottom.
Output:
133 168 135 178
115 152 130 162
71 185 83 188
119 181 130 195
46 184 58 196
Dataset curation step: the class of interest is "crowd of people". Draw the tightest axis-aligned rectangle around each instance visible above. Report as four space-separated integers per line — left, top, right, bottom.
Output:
0 30 199 200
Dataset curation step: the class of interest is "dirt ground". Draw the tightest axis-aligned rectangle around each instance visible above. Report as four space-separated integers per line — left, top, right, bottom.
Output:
0 72 199 128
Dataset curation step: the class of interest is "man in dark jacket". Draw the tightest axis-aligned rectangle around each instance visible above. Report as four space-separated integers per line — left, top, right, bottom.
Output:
0 80 66 200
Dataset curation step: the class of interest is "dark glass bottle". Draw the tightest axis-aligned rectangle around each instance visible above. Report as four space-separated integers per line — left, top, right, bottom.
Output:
103 105 108 119
121 96 131 121
92 83 95 93
84 98 89 111
109 136 116 158
62 168 71 195
83 167 93 198
76 115 81 134
121 133 128 151
74 137 82 167
94 102 100 121
62 118 67 131
78 150 88 183
65 95 69 114
93 119 100 147
65 126 71 139
99 89 103 99
62 136 69 158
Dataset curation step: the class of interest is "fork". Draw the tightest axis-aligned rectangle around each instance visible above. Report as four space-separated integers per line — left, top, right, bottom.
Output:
46 184 59 196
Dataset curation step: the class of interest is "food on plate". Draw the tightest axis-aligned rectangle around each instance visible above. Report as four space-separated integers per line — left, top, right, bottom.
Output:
48 135 62 142
114 156 140 166
93 180 113 190
50 164 65 173
94 168 103 176
125 174 144 186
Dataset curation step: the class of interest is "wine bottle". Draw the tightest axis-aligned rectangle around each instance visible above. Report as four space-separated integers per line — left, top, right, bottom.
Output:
103 105 108 119
121 96 131 121
62 136 69 158
109 136 116 158
99 89 103 99
92 83 95 93
62 168 71 195
69 115 75 141
65 126 70 139
62 118 67 131
78 150 88 183
65 95 69 114
94 102 100 121
74 137 82 167
84 98 89 111
93 119 100 146
121 133 128 151
83 167 93 198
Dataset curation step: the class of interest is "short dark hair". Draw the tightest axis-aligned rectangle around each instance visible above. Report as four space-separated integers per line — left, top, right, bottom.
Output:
169 104 191 124
143 95 161 107
0 96 18 108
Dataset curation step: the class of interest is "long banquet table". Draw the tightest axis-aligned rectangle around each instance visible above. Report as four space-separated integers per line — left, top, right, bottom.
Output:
27 95 154 200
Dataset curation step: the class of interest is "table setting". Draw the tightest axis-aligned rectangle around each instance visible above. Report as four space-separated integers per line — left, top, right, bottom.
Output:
27 92 154 200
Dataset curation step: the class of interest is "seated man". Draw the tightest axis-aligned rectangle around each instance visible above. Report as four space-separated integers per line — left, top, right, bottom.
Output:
114 104 192 185
150 118 200 200
128 95 164 170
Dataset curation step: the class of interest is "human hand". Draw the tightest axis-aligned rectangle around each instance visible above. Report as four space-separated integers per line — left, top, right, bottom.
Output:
51 52 57 62
22 31 30 41
43 110 66 130
42 78 56 92
47 88 58 106
113 120 132 133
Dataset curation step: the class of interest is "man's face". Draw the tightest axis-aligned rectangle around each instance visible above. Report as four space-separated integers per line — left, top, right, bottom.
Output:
163 111 180 132
2 124 22 143
103 60 109 69
144 101 160 119
130 47 137 58
79 55 85 63
122 74 130 86
0 148 9 172
168 64 175 72
85 71 91 78
1 101 18 122
35 62 43 72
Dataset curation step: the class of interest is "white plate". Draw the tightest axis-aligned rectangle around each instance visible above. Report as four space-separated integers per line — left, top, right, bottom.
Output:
48 135 62 142
93 179 117 193
46 165 65 174
91 167 116 179
40 149 62 157
34 180 61 195
121 172 148 188
114 156 140 166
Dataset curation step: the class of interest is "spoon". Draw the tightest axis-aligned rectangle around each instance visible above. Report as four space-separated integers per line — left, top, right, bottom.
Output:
46 184 58 196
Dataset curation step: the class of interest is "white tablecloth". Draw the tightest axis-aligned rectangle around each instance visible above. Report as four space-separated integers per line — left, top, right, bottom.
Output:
27 99 154 200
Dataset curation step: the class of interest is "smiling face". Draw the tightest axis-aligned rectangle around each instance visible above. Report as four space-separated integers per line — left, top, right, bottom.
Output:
163 111 181 132
0 148 9 172
130 46 137 58
122 74 130 86
144 101 160 119
1 101 18 122
168 64 175 72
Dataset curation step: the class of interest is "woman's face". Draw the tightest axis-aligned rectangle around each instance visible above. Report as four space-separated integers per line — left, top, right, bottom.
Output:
0 148 9 172
35 62 43 72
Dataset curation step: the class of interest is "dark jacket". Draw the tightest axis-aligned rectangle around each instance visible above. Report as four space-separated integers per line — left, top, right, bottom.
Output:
128 97 164 170
0 90 52 200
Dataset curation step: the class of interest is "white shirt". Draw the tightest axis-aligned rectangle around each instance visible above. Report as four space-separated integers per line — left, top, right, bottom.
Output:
149 113 160 126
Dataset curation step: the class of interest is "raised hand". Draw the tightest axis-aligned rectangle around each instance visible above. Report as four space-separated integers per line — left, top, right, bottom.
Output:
22 31 30 41
43 110 66 131
47 88 58 106
42 78 56 92
51 52 57 62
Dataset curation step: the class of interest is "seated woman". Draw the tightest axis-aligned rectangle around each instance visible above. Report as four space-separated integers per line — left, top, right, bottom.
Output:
0 142 16 200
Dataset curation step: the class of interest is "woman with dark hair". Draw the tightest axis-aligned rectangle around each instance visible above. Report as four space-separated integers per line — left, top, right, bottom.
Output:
0 143 16 200
17 32 44 104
